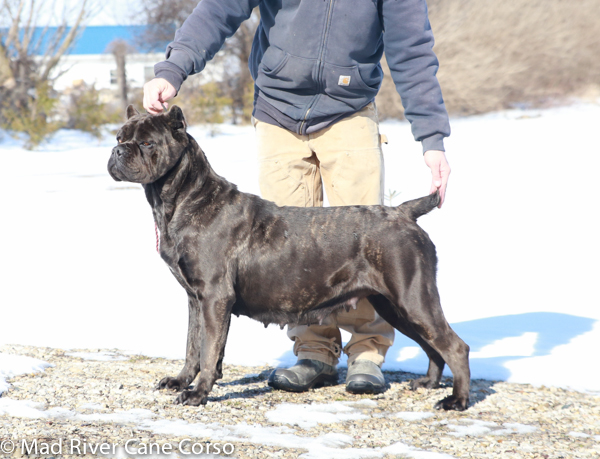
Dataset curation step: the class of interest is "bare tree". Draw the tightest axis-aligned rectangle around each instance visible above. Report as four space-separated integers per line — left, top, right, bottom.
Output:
137 0 259 124
221 14 258 124
136 0 197 50
0 0 92 147
108 39 133 113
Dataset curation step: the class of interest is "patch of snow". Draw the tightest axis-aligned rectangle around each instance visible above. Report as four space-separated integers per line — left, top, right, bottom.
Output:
446 420 497 437
298 440 455 459
265 401 373 429
470 332 538 359
393 412 436 421
396 346 421 362
500 423 538 435
0 353 53 395
78 402 106 411
0 398 48 418
79 408 157 424
446 419 537 437
568 431 590 438
66 351 129 361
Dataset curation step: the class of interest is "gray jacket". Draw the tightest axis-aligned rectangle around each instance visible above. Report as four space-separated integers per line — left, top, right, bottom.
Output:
155 0 450 151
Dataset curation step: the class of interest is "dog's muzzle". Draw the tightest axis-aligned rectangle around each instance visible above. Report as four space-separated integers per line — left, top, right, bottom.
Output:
112 144 129 159
107 147 125 181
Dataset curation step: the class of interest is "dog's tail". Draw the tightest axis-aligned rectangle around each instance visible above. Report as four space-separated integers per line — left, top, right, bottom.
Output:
398 190 440 221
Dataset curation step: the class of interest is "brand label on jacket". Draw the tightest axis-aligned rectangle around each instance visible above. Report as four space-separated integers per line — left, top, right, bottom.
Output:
338 75 351 86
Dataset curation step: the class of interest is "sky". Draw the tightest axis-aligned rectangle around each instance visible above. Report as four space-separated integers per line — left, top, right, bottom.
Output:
87 0 141 26
35 0 141 26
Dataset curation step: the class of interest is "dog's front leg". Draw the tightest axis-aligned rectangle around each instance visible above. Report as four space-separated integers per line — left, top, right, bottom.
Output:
156 295 202 392
175 294 234 406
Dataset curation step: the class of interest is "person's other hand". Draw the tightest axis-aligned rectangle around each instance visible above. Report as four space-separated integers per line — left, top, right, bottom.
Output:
423 150 451 208
143 78 177 114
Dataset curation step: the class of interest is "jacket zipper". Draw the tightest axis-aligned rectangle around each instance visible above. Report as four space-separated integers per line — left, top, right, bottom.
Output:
298 0 335 135
299 108 311 134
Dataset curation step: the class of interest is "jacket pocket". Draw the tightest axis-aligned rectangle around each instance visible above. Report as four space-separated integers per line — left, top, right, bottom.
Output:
259 45 289 75
320 62 381 110
256 46 318 93
357 63 383 91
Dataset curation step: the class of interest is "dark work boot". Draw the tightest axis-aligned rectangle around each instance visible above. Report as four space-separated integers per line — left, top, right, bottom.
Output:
268 359 338 392
345 360 387 394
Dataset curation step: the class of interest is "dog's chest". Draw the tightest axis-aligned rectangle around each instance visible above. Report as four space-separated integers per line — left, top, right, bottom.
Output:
158 239 197 295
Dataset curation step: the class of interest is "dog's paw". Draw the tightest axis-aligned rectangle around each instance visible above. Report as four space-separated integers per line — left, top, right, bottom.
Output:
434 395 469 411
174 390 207 406
155 376 188 392
409 377 440 390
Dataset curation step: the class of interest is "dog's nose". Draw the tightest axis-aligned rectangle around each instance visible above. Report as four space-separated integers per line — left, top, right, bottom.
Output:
113 145 127 157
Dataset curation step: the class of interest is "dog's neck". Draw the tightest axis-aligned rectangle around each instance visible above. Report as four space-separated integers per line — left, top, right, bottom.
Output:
144 135 233 236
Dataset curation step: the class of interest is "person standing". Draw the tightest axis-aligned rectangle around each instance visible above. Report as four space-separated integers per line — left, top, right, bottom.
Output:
143 0 451 395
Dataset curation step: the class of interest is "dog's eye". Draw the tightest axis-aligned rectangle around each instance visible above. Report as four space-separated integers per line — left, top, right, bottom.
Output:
117 137 123 143
140 142 153 147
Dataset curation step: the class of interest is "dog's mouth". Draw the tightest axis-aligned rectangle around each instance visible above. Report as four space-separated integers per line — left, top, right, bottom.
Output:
108 151 140 182
107 152 125 182
108 167 122 182
108 150 152 184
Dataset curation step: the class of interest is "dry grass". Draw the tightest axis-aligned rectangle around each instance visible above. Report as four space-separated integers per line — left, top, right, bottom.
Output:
376 0 600 119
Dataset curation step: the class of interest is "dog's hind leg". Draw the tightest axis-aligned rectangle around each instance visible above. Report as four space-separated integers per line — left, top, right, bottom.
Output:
369 287 471 411
403 284 470 411
156 295 203 392
175 292 235 406
368 294 445 390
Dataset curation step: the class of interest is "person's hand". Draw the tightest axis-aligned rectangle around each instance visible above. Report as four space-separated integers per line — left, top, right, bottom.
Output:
143 78 177 114
423 150 451 208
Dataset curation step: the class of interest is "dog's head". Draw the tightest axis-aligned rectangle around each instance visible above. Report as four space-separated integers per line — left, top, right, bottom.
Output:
107 105 189 184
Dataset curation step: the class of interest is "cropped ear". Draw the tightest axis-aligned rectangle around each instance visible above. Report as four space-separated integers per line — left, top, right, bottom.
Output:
126 105 140 119
167 105 187 131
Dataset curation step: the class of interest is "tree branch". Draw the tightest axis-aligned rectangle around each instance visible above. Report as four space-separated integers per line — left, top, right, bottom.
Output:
39 0 88 82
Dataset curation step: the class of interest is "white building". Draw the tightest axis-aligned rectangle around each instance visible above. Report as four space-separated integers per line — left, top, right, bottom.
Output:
51 25 164 92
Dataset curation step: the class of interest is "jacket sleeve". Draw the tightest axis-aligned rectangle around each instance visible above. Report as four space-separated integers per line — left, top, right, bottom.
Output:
154 0 259 93
381 0 450 152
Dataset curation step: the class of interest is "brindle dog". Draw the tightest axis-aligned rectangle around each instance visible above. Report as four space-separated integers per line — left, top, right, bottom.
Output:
107 106 470 410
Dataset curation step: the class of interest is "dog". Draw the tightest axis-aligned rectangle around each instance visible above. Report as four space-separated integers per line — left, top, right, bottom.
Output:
107 105 470 411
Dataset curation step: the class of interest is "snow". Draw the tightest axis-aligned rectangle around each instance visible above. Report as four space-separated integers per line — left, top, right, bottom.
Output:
66 351 129 361
265 401 376 428
0 102 599 455
2 103 597 392
568 432 591 438
0 354 53 395
443 419 537 437
393 412 436 421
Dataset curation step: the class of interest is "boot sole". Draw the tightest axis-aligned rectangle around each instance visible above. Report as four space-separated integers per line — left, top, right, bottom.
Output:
268 373 338 392
346 380 387 395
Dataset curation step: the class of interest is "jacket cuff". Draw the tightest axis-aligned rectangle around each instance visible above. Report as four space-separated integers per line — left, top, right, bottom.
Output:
154 61 188 94
422 133 445 153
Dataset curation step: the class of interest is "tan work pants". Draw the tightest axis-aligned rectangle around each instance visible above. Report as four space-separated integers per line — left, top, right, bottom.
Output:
254 103 395 367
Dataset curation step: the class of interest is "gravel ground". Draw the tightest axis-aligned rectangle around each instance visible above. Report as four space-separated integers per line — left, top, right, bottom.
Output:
1 344 599 459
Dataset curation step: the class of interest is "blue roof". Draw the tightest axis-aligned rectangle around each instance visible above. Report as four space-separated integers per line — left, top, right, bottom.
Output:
1 25 169 56
70 25 166 54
